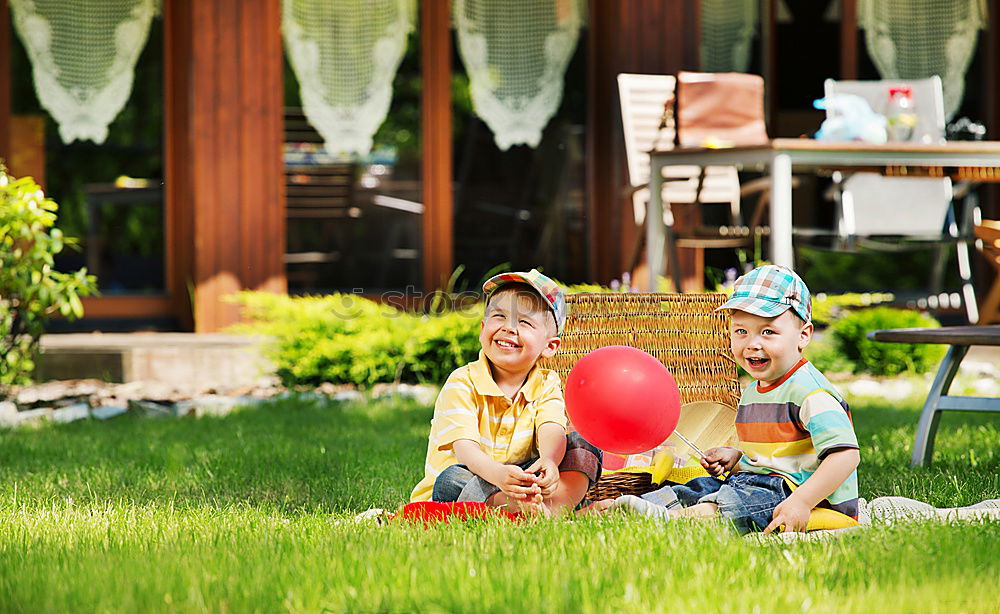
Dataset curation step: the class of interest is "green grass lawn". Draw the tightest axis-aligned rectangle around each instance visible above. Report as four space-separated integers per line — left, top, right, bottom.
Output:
1 394 998 612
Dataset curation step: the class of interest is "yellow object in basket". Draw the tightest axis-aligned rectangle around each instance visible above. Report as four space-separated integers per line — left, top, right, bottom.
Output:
651 449 713 485
651 450 674 485
667 464 713 485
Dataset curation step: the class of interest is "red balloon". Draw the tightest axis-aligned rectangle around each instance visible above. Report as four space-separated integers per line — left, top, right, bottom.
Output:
565 346 681 455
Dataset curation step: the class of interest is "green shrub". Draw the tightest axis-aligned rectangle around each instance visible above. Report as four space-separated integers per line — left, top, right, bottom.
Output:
811 292 895 328
232 292 481 388
825 307 946 376
0 166 97 395
804 331 856 375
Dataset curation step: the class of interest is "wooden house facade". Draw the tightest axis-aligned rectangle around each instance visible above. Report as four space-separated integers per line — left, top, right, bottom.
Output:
1 0 998 331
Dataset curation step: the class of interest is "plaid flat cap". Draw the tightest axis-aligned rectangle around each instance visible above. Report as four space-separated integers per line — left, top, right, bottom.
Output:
482 269 566 335
716 265 812 323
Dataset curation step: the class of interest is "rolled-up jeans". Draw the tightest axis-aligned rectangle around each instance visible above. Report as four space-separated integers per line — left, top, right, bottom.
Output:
431 432 603 504
672 472 791 534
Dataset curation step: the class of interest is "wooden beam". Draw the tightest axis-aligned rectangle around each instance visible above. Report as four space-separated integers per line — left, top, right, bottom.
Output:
682 0 700 70
586 0 619 283
80 296 174 320
987 0 1000 220
421 0 453 292
588 1 703 289
840 0 858 80
763 0 778 129
164 0 194 330
0 0 11 166
989 0 1000 145
164 0 285 332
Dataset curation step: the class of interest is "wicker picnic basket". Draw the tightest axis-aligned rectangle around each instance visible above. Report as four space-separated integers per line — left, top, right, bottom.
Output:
539 293 743 501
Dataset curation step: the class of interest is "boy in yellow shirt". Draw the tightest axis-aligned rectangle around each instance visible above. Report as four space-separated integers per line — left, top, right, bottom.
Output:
410 270 602 515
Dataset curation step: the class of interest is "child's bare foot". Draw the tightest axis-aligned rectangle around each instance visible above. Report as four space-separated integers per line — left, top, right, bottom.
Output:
527 502 553 518
495 494 552 518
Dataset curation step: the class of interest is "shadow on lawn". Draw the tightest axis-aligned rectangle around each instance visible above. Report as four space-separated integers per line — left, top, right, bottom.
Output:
0 398 434 513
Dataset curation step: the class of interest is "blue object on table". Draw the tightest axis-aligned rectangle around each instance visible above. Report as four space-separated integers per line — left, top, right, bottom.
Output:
813 94 888 144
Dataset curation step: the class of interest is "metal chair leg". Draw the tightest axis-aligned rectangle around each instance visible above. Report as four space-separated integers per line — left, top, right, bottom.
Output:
912 344 968 467
665 224 683 293
958 191 981 323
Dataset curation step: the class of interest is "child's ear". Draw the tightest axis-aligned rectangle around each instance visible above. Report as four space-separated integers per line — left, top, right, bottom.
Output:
540 336 561 359
798 322 814 352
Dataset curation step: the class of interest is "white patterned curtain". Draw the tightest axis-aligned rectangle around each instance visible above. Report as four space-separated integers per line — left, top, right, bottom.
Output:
282 0 415 156
453 0 585 150
859 0 988 120
700 0 758 73
9 0 160 144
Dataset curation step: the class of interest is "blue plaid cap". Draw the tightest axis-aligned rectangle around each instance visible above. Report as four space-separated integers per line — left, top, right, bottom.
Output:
716 265 812 323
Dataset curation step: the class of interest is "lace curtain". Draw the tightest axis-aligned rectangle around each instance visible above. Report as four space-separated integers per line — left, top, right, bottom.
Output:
453 0 586 151
9 0 160 144
700 0 758 73
859 0 988 120
282 0 415 157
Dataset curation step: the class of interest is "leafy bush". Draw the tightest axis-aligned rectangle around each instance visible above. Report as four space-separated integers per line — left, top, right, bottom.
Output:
798 246 957 294
822 307 946 376
811 292 895 328
804 331 857 375
0 166 97 394
232 292 481 388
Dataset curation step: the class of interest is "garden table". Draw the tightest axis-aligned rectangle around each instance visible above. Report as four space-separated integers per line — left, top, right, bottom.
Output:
646 139 1000 290
867 326 1000 467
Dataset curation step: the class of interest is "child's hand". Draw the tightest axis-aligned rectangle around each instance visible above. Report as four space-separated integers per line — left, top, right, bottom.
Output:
524 457 560 497
495 465 542 501
764 497 811 534
701 447 742 476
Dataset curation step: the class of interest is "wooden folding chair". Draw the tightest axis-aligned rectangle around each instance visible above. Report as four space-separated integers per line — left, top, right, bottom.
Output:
617 74 771 290
974 220 1000 324
539 292 741 499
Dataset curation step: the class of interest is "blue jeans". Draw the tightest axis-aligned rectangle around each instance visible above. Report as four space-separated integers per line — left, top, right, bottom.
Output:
432 432 602 503
674 473 790 534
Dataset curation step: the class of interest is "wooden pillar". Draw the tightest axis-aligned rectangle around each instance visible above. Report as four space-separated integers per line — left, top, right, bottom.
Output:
164 0 285 332
840 0 858 80
986 0 1000 222
421 0 453 292
586 0 619 284
763 0 778 128
0 0 11 166
989 1 1000 164
587 0 702 288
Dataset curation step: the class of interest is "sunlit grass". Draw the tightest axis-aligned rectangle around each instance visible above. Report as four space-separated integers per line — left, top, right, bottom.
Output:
0 394 997 612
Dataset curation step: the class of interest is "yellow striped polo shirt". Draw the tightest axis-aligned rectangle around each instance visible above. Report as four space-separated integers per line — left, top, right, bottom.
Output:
410 350 568 502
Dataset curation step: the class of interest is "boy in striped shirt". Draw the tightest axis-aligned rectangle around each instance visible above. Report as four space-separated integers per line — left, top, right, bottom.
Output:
606 265 860 534
410 269 602 515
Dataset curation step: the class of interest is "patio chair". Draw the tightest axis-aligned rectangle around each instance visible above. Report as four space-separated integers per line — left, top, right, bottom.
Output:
284 108 359 290
822 77 980 322
617 73 770 290
974 220 1000 324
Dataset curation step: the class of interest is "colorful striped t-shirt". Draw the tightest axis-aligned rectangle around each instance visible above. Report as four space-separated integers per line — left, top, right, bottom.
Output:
736 359 859 518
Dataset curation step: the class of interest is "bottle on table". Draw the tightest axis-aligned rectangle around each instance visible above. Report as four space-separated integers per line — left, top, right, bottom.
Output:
885 85 918 142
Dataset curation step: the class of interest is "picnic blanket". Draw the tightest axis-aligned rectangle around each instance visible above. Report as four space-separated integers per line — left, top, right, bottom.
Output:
393 502 521 526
